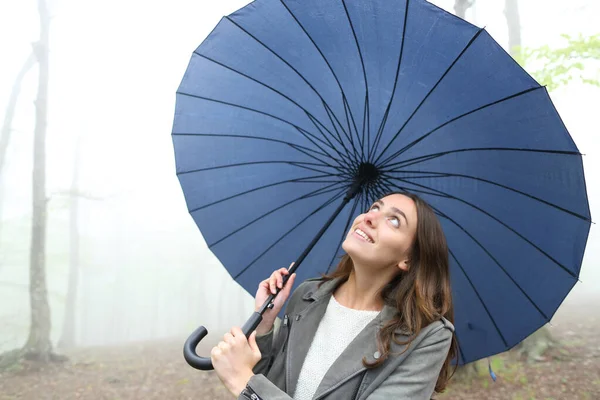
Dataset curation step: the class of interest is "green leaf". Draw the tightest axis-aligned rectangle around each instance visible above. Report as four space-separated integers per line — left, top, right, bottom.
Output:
515 33 600 92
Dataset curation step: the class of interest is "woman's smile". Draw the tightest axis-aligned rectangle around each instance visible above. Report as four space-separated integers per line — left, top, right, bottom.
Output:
353 227 374 243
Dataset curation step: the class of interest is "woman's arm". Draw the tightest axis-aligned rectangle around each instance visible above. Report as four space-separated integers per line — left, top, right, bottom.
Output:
366 325 453 400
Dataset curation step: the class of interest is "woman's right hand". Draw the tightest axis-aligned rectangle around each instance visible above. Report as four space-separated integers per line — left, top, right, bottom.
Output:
254 264 296 335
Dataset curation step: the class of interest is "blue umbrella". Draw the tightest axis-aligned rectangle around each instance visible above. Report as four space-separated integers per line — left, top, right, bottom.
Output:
173 0 591 370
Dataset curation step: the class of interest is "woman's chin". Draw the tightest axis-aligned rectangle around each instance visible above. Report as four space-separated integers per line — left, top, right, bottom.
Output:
343 243 372 263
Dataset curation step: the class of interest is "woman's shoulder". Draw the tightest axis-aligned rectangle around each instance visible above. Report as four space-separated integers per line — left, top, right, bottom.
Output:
289 276 326 300
415 317 455 345
284 276 326 307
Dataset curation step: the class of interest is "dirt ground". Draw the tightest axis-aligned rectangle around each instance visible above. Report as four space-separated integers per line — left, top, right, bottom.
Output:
1 305 598 400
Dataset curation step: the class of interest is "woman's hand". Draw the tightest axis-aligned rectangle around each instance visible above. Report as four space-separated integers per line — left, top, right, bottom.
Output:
211 326 261 397
255 265 297 335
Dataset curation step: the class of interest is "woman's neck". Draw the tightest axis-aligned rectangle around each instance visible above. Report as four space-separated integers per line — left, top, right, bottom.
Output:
334 270 386 311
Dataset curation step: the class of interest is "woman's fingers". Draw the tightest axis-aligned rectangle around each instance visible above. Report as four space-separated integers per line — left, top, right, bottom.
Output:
217 341 230 351
260 264 295 295
223 332 234 344
269 268 288 294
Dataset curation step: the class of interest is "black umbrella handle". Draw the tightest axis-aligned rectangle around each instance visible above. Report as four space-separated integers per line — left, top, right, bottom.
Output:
183 182 362 370
183 310 265 370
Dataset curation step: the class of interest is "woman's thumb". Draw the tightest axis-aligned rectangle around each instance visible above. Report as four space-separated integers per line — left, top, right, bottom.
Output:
249 331 260 355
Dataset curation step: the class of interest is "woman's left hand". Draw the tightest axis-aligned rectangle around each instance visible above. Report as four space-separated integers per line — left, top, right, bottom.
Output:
211 326 261 396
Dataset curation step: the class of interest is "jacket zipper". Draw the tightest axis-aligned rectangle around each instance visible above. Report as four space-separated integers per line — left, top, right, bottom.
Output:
240 385 263 400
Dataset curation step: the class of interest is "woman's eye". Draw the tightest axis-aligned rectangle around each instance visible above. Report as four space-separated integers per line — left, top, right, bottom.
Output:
389 217 400 228
370 205 380 212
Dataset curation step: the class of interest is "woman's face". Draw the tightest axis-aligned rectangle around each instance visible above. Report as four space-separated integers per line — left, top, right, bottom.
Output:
342 193 418 271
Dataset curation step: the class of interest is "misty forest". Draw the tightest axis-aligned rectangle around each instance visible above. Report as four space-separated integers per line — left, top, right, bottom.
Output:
1 0 599 399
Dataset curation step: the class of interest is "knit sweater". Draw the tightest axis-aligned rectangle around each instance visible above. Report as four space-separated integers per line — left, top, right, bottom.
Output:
293 295 380 400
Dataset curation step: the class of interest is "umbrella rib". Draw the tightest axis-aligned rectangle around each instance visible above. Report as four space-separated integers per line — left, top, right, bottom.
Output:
278 0 364 160
361 185 370 216
188 174 346 214
225 15 361 160
172 132 343 171
380 174 566 321
341 96 364 162
177 160 341 176
195 52 355 168
209 182 349 248
368 0 410 161
384 147 582 170
326 194 361 274
233 187 347 279
373 28 485 166
382 169 590 221
291 162 349 176
176 91 346 166
341 0 368 160
371 179 391 201
377 86 544 167
448 248 509 348
388 175 579 279
304 112 362 168
321 100 355 157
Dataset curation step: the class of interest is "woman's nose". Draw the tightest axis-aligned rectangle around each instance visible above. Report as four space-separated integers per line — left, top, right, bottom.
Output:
363 211 376 227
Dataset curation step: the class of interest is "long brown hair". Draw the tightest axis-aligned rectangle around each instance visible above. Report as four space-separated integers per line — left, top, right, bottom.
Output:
320 192 457 393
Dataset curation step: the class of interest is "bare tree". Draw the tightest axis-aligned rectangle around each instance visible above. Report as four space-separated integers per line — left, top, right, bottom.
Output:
57 135 83 349
22 0 54 362
0 54 36 244
504 0 522 57
0 55 35 175
454 0 475 19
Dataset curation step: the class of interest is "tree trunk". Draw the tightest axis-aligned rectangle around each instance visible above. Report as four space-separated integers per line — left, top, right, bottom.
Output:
515 325 561 363
0 54 35 174
57 136 83 349
0 54 36 244
504 0 522 57
23 0 52 361
454 0 474 19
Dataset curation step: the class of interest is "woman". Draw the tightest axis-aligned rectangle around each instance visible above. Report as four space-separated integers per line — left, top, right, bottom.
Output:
210 192 457 399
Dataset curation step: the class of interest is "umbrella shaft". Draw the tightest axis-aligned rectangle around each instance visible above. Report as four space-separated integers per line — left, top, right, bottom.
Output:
257 182 362 315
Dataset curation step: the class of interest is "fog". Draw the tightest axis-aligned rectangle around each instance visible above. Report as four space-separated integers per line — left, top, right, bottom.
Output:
0 0 598 358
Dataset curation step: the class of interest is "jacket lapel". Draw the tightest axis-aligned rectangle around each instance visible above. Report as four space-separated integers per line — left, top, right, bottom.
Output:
311 313 380 399
286 278 412 400
286 279 338 397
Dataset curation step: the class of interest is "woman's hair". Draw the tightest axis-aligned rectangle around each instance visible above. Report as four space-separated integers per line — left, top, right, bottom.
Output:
319 191 457 393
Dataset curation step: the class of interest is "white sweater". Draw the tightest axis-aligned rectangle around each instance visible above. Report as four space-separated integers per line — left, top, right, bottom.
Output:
293 295 380 400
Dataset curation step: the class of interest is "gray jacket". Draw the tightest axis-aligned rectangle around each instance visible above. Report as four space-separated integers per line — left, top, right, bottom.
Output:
239 277 454 400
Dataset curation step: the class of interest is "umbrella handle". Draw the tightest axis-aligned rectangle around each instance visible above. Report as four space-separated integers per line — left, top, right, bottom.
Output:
183 182 362 371
183 311 265 370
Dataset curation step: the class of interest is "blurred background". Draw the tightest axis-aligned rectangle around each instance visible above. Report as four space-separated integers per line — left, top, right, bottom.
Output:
0 0 598 399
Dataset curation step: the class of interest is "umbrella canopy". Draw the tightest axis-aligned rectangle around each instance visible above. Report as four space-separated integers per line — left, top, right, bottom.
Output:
172 0 591 365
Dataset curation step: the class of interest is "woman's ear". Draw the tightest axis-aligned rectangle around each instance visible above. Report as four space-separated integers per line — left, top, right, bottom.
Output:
397 259 409 272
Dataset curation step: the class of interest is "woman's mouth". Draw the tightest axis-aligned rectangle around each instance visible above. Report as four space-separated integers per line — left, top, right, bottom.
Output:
354 228 374 243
